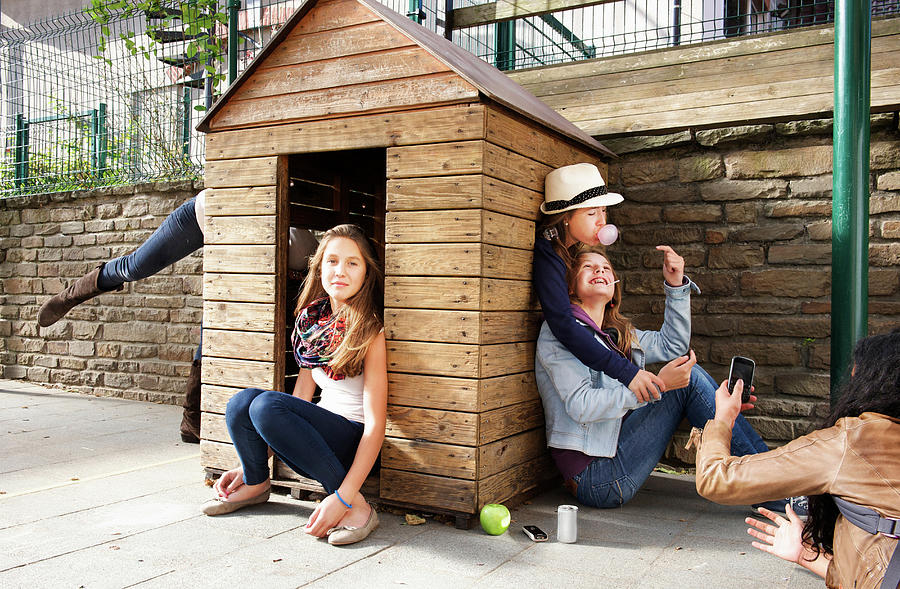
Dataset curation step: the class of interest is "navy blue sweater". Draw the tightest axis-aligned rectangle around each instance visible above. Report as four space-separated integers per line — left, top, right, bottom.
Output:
533 237 639 387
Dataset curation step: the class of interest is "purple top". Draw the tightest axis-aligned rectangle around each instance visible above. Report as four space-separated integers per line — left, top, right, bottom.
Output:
550 448 595 481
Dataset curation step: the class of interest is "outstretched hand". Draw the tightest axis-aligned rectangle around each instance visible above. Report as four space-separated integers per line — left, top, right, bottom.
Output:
656 245 685 287
713 379 757 429
746 505 806 564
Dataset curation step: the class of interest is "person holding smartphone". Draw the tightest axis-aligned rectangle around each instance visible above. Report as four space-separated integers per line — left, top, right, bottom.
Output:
696 330 900 589
534 245 773 508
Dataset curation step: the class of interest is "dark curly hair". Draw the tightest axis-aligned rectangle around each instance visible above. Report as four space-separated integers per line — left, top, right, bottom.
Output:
802 328 900 559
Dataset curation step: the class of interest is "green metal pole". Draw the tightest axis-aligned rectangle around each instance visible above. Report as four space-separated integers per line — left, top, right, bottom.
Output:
444 0 454 40
14 113 27 189
831 0 871 403
97 103 108 178
494 21 515 71
91 108 99 173
183 87 191 158
227 0 241 84
408 0 423 23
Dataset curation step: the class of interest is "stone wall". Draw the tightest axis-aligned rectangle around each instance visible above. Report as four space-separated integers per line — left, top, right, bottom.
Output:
0 181 203 405
601 113 900 447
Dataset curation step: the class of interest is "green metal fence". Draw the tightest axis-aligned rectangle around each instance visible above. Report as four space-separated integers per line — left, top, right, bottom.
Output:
450 0 899 71
1 1 315 197
1 6 206 196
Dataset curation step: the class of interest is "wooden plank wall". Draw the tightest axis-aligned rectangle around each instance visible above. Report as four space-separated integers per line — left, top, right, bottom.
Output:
380 104 606 514
508 18 900 137
199 104 490 480
207 0 479 131
199 157 288 471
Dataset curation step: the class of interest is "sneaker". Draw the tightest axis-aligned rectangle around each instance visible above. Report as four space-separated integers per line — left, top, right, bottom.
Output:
788 495 809 517
752 496 809 518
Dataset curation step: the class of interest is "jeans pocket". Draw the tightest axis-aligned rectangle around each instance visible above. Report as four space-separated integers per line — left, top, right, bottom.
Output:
581 476 636 509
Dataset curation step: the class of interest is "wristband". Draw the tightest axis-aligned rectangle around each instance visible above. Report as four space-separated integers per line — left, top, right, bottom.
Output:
334 490 352 509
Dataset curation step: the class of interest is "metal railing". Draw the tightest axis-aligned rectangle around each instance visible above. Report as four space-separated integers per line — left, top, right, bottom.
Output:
2 0 897 197
450 0 898 70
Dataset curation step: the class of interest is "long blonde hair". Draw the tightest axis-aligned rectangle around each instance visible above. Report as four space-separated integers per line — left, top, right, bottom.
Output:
567 247 636 357
294 224 384 378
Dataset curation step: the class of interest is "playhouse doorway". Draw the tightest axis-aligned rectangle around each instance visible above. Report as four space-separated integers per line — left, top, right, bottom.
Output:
282 147 387 391
288 148 386 261
274 147 386 493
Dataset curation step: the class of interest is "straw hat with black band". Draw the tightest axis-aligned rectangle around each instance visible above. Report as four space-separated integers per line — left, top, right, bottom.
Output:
541 163 623 214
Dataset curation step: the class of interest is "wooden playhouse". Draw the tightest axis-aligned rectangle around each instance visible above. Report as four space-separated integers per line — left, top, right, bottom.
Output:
196 0 614 525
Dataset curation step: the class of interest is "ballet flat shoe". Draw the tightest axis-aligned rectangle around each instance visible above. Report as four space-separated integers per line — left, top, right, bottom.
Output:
327 507 379 545
201 488 270 516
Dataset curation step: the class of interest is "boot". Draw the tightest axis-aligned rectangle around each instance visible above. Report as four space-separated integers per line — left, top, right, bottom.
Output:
180 358 202 444
37 264 122 327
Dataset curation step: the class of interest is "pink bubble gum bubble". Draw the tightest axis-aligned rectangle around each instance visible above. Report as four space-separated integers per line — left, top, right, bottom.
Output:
597 224 618 246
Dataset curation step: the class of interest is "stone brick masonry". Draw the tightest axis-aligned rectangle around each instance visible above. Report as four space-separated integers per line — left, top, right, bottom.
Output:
0 181 203 405
602 114 900 447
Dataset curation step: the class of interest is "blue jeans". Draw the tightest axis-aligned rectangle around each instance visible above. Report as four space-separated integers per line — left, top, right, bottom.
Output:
573 365 768 508
225 388 364 492
97 197 203 290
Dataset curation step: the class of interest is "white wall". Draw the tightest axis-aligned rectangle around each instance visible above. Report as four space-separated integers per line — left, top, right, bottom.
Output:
2 0 89 29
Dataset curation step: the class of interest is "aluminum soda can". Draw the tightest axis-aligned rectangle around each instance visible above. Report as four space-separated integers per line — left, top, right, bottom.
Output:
557 504 578 543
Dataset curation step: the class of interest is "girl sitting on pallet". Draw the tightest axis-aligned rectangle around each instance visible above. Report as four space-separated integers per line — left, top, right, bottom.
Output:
534 244 778 508
202 224 386 547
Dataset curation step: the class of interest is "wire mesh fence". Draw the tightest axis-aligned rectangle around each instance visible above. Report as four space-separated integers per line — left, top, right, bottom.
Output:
3 7 199 197
2 0 897 197
0 0 442 197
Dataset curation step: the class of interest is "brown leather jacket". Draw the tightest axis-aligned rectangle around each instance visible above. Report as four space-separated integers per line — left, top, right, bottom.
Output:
695 412 900 589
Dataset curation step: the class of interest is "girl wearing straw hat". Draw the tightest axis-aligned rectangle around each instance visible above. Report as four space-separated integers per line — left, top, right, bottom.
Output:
535 163 666 403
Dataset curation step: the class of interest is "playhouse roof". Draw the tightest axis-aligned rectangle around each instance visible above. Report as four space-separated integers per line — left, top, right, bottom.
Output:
197 0 614 157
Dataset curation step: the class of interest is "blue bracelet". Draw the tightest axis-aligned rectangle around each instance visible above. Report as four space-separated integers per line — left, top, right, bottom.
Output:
334 490 352 509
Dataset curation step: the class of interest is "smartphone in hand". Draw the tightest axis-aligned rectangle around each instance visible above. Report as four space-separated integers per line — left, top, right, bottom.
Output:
728 356 755 403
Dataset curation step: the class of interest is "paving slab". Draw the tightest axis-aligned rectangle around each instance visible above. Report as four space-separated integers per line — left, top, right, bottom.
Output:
0 380 823 589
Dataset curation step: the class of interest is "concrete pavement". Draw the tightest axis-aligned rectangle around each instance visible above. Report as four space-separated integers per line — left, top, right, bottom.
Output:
0 379 822 588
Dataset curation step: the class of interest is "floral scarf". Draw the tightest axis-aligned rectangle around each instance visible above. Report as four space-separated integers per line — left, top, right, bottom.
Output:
293 297 346 380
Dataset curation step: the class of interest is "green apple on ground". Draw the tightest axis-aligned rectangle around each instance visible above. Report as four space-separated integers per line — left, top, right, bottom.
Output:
479 503 511 535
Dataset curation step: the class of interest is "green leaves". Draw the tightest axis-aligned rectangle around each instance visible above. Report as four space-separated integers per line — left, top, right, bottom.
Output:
86 0 227 92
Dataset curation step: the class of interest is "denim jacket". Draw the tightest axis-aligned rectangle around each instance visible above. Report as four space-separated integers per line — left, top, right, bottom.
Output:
534 277 699 458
